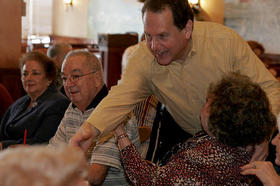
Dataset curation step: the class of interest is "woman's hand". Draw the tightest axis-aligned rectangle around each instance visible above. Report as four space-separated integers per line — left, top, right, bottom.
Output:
241 161 280 186
114 123 131 150
114 123 126 137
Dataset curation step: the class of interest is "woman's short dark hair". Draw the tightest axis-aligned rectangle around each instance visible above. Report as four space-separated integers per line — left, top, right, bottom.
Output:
207 72 275 147
19 51 57 85
142 0 194 30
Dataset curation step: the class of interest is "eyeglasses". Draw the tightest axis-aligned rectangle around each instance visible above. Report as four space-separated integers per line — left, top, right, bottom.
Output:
61 71 97 85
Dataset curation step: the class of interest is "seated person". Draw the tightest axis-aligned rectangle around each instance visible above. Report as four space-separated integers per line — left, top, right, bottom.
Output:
241 125 280 185
114 72 275 185
49 50 140 185
0 145 88 186
0 52 69 150
0 83 13 120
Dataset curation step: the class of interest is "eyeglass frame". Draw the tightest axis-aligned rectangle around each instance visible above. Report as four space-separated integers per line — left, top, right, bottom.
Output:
61 71 98 85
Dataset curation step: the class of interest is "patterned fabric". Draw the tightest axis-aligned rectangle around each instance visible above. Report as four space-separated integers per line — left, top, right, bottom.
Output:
49 104 94 158
92 116 140 186
120 131 256 185
133 95 159 158
49 86 140 185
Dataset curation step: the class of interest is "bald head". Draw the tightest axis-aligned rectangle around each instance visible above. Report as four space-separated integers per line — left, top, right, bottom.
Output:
61 49 104 111
63 49 104 82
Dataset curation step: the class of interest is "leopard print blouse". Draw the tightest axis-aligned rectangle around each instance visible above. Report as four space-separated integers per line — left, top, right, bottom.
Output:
120 131 257 185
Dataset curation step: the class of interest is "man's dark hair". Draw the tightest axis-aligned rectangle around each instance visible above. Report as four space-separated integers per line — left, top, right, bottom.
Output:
142 0 194 30
207 72 275 147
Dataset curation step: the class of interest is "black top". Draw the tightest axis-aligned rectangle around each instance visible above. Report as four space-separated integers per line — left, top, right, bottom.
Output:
72 84 108 110
0 85 69 149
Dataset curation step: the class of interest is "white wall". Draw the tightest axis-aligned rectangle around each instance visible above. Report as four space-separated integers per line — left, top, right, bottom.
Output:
224 0 280 54
22 0 224 42
87 0 144 41
52 0 88 37
22 0 53 38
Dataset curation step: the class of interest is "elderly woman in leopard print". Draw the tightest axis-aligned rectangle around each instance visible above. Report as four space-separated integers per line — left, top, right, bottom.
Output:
114 72 276 185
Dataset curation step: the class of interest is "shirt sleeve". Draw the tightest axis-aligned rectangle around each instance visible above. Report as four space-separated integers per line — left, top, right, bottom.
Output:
90 115 141 170
231 32 280 116
86 42 154 137
120 144 181 185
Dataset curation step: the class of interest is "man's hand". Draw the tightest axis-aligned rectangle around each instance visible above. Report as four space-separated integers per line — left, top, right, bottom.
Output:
69 122 100 152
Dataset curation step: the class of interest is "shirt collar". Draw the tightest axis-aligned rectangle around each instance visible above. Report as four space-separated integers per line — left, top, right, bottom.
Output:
33 84 57 104
72 85 108 110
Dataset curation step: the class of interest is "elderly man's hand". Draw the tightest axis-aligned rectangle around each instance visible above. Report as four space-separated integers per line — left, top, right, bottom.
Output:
69 122 100 152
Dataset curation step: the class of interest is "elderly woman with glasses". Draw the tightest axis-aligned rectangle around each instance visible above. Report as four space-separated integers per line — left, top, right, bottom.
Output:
114 73 276 185
0 51 69 150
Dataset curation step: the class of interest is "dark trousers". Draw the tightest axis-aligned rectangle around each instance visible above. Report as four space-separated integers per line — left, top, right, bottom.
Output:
146 105 192 165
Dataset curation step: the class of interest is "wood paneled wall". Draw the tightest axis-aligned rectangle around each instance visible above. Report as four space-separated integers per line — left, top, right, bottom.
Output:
0 0 22 69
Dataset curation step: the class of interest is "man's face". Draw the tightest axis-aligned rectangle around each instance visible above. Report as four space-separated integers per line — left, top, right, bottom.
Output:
272 133 280 166
143 8 192 66
61 56 98 111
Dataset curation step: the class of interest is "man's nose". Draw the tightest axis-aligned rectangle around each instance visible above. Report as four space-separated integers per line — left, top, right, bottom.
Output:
64 77 74 87
150 39 159 51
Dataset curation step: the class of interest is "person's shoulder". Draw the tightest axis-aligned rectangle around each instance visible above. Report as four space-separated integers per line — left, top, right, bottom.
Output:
12 95 29 105
128 41 154 64
47 87 68 101
123 44 138 58
43 89 69 109
193 21 239 39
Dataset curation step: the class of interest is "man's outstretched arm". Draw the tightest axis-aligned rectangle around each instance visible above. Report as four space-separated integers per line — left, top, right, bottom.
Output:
69 122 100 152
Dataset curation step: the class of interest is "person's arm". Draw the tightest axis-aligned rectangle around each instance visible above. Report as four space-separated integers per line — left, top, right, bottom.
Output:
115 123 133 150
87 43 153 136
87 163 108 185
231 33 280 163
115 124 183 185
241 161 280 186
70 42 153 151
232 33 280 116
70 122 100 152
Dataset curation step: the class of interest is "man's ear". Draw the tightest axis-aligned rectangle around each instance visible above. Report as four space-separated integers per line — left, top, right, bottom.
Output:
184 19 193 40
94 71 102 87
